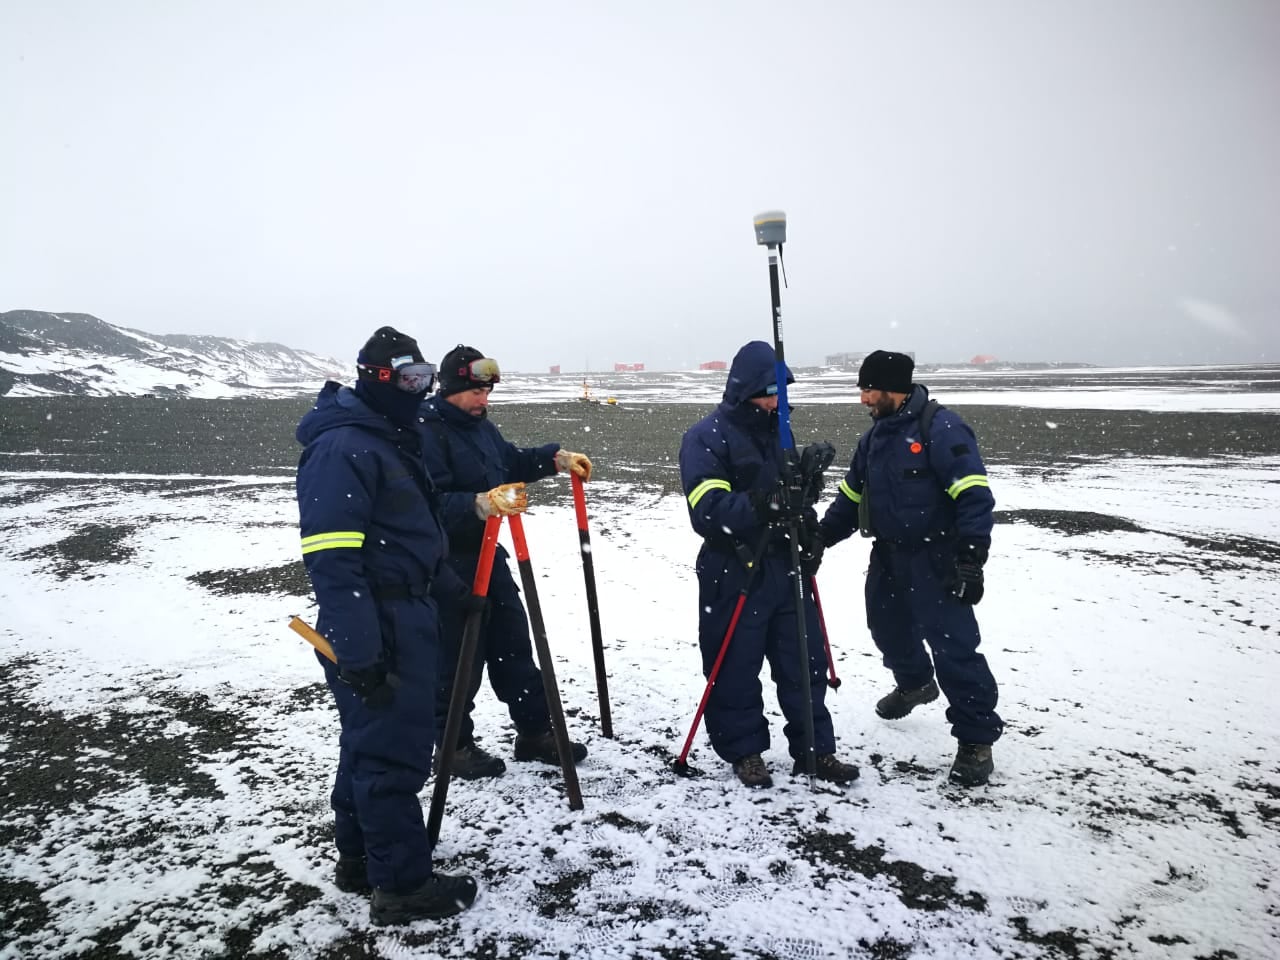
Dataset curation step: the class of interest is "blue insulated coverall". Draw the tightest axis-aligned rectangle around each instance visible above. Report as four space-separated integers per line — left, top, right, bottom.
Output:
295 382 452 894
418 395 561 747
678 341 835 764
819 385 1003 745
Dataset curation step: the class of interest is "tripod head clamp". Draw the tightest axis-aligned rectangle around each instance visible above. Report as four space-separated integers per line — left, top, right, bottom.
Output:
753 210 787 248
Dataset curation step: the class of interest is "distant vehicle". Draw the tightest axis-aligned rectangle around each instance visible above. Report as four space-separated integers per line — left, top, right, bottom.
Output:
579 379 618 405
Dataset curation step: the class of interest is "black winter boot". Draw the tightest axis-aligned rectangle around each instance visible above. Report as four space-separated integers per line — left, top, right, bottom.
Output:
791 753 860 784
436 742 506 780
370 872 478 925
732 753 773 789
334 854 371 894
513 730 587 766
875 679 940 720
949 742 994 787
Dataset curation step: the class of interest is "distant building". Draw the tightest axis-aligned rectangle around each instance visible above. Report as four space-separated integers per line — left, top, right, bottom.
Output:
699 360 727 371
970 354 998 365
824 351 865 369
825 350 914 369
549 364 561 375
614 362 645 372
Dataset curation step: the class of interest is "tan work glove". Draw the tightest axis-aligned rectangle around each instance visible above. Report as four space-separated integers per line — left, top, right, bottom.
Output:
474 482 528 518
555 449 593 482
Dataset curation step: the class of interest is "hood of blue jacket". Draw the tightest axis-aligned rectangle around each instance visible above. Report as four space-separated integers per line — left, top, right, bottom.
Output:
721 340 793 406
296 382 401 446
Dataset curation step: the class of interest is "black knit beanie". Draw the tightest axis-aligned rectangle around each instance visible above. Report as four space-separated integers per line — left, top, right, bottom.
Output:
438 344 489 397
357 326 426 378
857 350 914 393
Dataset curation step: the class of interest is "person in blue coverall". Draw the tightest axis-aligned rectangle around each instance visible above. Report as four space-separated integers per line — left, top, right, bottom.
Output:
816 349 1003 786
678 340 859 789
420 344 593 780
295 326 478 926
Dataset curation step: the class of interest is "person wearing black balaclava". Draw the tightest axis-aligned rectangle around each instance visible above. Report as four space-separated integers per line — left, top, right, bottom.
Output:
818 349 1003 787
420 344 594 780
295 326 478 925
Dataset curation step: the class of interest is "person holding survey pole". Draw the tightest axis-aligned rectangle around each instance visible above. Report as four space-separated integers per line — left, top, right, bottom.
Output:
678 338 859 789
420 344 594 781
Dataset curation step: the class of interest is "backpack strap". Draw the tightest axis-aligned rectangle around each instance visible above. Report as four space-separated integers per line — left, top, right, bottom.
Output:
918 399 943 450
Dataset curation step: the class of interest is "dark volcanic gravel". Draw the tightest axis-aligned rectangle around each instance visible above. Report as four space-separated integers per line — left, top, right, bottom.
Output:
2 396 1277 486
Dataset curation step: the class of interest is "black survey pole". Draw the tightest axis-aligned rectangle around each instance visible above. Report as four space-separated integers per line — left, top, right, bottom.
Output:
508 514 584 810
753 210 818 779
572 473 613 738
428 515 503 846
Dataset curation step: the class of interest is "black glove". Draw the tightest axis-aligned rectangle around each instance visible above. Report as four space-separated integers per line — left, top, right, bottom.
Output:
949 540 988 605
457 591 491 623
338 664 400 709
800 530 825 578
750 487 800 524
797 441 837 505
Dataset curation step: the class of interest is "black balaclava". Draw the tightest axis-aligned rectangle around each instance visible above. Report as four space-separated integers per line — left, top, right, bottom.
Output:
354 326 429 426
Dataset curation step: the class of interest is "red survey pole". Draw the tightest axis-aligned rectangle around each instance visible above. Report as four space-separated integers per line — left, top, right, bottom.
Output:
428 515 503 845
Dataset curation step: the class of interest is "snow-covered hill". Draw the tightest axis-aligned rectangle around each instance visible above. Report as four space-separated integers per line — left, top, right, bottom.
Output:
0 310 344 398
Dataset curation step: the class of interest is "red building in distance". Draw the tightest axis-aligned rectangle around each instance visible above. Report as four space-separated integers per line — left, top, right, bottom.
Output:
699 360 727 371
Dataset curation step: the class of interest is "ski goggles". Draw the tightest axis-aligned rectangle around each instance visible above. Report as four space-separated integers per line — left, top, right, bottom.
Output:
750 383 779 398
359 360 438 393
456 357 501 386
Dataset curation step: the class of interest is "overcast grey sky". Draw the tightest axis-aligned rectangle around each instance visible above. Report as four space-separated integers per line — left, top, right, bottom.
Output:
2 1 1277 370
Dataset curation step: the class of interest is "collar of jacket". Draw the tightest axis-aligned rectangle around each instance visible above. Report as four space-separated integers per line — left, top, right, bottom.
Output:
426 394 482 430
335 384 409 437
883 384 930 425
721 399 778 435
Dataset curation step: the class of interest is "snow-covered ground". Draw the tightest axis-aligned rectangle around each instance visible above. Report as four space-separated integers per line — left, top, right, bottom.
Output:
1 385 1277 959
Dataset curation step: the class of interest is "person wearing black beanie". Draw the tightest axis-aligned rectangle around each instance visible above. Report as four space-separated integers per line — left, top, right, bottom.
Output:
294 326 478 924
819 348 1004 787
418 344 595 779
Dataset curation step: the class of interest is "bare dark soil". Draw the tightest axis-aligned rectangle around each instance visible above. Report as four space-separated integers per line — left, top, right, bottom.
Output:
3 396 1279 481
